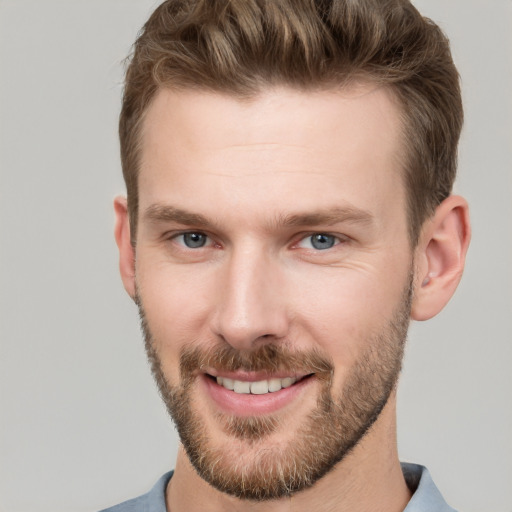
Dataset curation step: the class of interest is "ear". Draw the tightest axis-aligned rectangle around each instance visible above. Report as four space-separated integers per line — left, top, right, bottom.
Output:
411 195 471 321
114 196 136 299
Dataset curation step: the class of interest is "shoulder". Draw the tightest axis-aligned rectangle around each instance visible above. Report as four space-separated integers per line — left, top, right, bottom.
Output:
98 493 148 512
98 471 174 512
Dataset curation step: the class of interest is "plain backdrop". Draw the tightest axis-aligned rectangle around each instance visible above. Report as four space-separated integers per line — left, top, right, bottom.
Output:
0 1 511 511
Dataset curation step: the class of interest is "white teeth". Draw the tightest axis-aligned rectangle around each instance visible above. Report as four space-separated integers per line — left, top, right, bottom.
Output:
233 380 251 394
223 377 235 390
268 378 282 392
281 377 295 388
250 380 269 395
215 376 298 394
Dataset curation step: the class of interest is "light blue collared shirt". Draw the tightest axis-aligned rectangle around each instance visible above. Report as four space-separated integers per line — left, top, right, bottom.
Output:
99 463 456 512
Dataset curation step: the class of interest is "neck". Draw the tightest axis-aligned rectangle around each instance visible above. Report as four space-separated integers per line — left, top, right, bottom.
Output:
166 395 411 512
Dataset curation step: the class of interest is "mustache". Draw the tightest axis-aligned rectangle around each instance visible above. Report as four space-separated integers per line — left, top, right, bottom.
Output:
179 343 334 382
136 291 334 384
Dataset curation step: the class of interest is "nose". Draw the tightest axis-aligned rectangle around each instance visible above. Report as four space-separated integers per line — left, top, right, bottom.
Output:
210 247 290 351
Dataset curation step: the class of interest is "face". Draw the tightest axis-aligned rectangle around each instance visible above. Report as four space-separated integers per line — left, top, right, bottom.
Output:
133 86 414 500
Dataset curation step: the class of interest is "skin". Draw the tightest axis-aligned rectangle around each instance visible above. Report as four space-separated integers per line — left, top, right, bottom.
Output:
114 85 470 512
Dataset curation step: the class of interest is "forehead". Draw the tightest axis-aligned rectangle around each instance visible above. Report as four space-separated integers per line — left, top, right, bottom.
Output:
138 85 406 228
141 84 403 156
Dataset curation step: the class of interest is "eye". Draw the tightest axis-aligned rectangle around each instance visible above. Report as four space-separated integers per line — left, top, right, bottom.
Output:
298 233 340 250
175 232 210 248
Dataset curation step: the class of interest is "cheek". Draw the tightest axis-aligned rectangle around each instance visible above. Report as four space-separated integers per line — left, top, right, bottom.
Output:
289 265 410 365
136 258 217 370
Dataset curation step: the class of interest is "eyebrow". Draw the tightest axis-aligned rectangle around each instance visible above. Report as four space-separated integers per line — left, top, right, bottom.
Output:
143 204 214 228
142 204 374 230
279 207 374 228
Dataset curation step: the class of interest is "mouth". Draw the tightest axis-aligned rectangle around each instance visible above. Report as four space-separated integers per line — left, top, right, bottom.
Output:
208 374 312 395
201 371 315 416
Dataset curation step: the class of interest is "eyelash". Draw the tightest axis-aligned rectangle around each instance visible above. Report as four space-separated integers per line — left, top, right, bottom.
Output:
171 231 215 249
169 231 346 252
295 233 344 251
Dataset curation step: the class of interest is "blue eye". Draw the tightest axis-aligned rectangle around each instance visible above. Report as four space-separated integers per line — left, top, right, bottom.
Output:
310 233 336 250
298 233 339 250
180 232 208 248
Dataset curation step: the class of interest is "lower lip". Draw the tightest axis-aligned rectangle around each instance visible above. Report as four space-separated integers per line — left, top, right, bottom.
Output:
201 374 314 416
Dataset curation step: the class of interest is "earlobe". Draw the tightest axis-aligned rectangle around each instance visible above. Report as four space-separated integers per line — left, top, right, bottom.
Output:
114 196 136 299
411 195 471 321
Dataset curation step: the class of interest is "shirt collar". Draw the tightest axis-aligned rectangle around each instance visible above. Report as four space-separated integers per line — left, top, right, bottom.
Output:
402 463 456 512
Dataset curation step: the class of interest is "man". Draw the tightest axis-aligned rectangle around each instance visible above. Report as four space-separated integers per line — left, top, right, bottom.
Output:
103 0 470 510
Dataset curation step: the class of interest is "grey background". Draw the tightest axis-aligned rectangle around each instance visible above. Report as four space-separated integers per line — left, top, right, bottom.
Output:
0 1 510 511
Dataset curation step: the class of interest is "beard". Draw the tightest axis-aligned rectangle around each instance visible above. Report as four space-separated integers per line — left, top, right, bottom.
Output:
138 275 412 501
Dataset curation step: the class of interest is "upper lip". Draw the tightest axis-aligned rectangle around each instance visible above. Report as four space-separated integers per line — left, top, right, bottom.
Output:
203 369 311 381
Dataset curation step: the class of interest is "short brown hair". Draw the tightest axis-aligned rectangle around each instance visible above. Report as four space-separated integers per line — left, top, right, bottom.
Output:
120 0 462 244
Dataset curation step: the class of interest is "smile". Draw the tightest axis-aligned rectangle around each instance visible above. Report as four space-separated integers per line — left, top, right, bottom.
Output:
215 376 298 395
202 372 314 416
